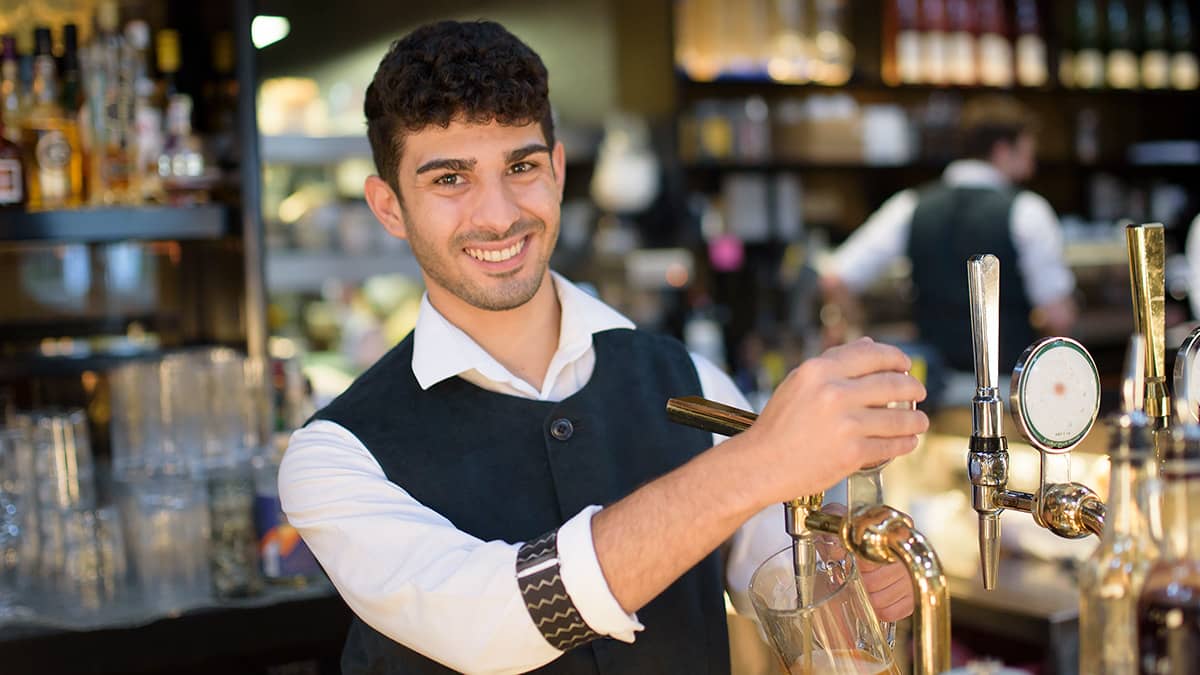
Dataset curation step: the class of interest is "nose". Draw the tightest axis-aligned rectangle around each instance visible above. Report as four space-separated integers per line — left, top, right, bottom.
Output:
468 175 522 235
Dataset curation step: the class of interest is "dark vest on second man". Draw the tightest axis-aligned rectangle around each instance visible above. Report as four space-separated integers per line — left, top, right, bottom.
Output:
311 328 729 675
906 182 1035 372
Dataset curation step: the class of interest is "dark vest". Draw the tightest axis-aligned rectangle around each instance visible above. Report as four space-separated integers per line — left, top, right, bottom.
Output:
311 328 730 675
906 182 1035 372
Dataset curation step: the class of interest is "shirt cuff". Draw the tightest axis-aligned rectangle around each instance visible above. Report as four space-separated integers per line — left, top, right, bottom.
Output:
556 505 644 643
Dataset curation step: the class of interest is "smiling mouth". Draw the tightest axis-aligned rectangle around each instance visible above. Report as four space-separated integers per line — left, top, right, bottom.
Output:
464 237 526 263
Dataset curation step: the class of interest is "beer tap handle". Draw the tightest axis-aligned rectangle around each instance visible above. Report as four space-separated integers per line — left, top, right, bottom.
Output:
1126 223 1170 428
966 254 1007 589
666 396 756 437
967 254 1001 403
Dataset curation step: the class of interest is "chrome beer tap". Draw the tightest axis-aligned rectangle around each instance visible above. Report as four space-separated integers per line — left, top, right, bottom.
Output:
665 396 951 675
966 254 1107 591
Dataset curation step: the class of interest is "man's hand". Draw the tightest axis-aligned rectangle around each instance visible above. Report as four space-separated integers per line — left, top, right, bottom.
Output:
815 504 915 622
738 337 928 504
859 557 915 622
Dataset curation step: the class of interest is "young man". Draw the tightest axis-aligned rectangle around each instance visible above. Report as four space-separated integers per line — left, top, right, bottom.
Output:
279 21 927 675
820 97 1077 377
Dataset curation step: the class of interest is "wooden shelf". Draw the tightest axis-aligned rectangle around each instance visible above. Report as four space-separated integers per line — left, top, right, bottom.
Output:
0 205 233 243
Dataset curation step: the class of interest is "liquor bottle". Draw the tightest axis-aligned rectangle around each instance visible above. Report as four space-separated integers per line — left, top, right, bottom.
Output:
810 0 853 85
0 36 20 144
158 94 209 205
883 0 922 84
1074 0 1105 88
21 27 84 210
919 0 949 85
976 0 1014 87
1168 0 1199 90
1137 450 1200 673
1141 0 1171 89
90 0 135 205
1106 0 1139 89
0 108 24 210
767 0 812 84
126 20 163 204
59 24 83 114
155 29 181 105
1078 367 1159 674
945 0 977 85
1013 0 1047 86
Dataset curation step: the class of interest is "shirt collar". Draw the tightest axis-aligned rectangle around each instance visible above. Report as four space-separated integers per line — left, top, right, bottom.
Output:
411 271 634 390
942 159 1010 188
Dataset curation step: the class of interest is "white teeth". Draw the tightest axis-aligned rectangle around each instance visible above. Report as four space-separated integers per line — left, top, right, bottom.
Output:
467 238 525 263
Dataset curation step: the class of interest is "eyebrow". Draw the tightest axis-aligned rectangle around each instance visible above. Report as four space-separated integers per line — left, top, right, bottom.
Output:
415 157 476 175
506 143 551 163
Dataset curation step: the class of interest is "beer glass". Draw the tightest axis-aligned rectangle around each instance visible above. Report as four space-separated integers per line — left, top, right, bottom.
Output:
749 540 899 675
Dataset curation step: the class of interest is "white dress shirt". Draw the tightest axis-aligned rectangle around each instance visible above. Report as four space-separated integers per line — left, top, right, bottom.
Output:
825 159 1075 307
279 271 790 675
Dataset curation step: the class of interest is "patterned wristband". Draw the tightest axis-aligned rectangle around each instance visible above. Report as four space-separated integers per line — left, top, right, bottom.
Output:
515 529 601 651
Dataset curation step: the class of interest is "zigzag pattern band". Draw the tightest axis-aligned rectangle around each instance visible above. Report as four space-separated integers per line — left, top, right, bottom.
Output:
516 529 600 651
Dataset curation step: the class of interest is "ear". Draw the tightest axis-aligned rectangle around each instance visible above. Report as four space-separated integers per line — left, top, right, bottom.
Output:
364 175 408 240
551 141 567 200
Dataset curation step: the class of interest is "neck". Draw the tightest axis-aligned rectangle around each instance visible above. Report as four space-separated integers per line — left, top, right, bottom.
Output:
426 270 562 392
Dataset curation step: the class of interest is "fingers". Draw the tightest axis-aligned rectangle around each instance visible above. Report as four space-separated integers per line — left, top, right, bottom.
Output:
856 435 922 466
876 596 916 622
848 408 930 438
823 338 912 379
843 371 928 407
864 565 915 622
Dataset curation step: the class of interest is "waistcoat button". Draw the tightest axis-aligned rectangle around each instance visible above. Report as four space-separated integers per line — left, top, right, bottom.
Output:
550 418 574 441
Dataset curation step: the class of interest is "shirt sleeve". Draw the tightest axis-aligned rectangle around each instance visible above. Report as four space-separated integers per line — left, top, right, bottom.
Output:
278 420 640 675
1010 191 1076 307
823 189 919 293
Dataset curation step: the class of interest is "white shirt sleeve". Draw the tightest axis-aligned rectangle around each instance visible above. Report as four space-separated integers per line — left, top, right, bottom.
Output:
824 189 919 293
1009 191 1076 307
278 420 642 675
689 353 794 618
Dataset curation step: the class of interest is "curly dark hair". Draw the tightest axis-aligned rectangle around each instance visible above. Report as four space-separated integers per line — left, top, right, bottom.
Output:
364 20 555 193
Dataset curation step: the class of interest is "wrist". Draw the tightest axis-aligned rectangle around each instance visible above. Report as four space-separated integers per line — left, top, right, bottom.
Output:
707 430 779 516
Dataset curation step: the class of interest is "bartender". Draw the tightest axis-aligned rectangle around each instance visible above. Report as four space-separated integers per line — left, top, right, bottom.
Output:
279 19 927 675
820 97 1077 382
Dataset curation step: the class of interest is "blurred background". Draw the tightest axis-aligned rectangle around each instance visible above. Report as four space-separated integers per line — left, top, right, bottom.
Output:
0 0 1197 673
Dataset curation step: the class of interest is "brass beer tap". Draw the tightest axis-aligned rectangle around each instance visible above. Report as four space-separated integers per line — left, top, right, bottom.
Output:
1126 222 1173 460
665 396 951 675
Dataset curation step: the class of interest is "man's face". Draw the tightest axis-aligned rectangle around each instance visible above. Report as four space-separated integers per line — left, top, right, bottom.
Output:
388 120 564 312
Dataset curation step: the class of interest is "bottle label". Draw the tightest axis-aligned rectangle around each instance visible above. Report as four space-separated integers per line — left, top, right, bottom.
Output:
978 33 1014 86
1016 35 1048 86
0 157 21 204
1142 50 1171 89
947 31 976 84
1172 52 1200 90
35 130 71 201
1075 49 1105 88
897 30 922 83
1107 49 1140 88
920 31 949 84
